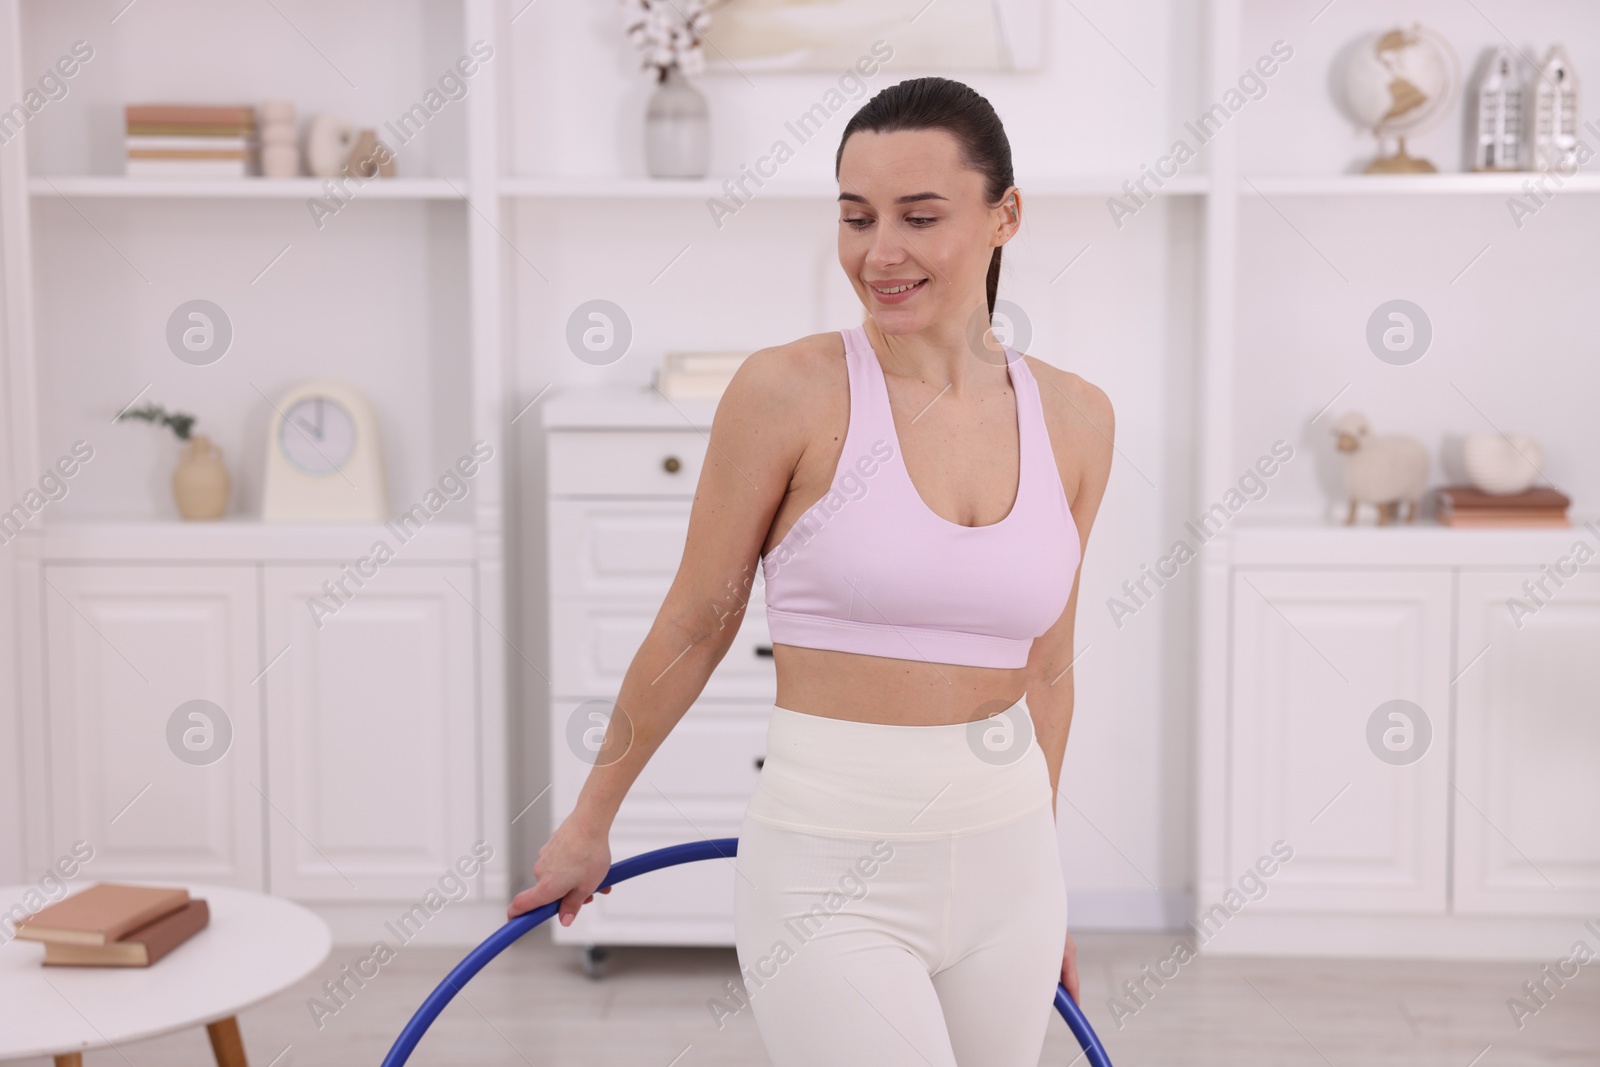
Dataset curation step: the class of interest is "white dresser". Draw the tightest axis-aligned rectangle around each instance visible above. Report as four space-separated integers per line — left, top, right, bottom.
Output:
541 386 776 949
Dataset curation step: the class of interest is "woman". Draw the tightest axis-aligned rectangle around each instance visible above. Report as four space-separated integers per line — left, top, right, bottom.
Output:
511 76 1114 1066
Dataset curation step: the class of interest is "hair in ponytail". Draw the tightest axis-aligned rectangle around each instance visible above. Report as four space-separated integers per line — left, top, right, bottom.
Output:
835 76 1015 318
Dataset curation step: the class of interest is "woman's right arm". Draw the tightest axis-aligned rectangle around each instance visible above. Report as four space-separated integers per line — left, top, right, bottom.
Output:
508 341 820 924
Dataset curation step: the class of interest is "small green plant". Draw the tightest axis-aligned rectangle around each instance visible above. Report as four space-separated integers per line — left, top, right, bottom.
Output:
117 403 197 441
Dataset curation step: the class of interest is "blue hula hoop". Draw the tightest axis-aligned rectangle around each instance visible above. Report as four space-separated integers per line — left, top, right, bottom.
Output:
381 837 1114 1067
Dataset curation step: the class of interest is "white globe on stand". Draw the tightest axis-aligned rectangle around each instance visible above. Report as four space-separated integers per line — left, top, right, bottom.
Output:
1335 24 1460 172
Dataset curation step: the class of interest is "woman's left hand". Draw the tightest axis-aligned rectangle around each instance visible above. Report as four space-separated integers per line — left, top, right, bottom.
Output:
1060 927 1081 1004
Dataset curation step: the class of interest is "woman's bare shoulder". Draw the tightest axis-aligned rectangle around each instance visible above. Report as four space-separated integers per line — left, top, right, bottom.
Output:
1021 354 1114 512
716 331 848 427
1022 354 1113 445
700 332 849 500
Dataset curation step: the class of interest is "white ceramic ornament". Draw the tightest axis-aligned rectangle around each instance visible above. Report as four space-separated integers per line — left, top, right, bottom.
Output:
305 114 360 178
1463 431 1543 495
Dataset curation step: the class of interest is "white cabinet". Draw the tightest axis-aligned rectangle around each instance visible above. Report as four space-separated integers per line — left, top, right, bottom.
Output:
20 526 494 929
1230 569 1452 913
1209 526 1600 957
40 565 264 888
262 565 478 901
1455 569 1600 915
543 396 774 947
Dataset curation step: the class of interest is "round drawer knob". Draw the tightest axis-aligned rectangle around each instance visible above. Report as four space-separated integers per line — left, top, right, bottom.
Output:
662 455 681 473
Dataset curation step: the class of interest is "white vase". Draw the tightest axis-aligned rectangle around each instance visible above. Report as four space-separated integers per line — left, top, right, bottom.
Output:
645 67 709 178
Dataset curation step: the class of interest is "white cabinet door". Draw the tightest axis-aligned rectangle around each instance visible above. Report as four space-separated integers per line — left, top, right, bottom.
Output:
1229 569 1452 913
262 565 478 901
1455 569 1600 915
41 565 263 888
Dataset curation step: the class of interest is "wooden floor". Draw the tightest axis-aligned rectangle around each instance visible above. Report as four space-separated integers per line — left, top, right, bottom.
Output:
16 930 1599 1065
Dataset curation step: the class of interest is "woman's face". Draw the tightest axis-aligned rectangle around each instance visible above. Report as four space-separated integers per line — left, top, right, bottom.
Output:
836 127 1014 336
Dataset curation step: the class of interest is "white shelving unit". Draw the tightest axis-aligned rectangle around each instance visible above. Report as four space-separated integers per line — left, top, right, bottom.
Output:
0 0 509 944
1192 0 1600 956
1 0 1594 954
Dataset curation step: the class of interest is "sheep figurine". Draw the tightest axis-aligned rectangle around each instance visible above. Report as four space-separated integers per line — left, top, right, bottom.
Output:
1331 411 1429 525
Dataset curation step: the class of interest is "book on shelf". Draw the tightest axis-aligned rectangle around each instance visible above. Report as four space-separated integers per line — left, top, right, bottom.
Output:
125 159 253 178
1435 484 1571 527
14 882 190 946
125 104 256 127
126 136 254 153
128 148 251 162
124 103 258 178
655 349 752 399
126 123 256 137
42 899 210 968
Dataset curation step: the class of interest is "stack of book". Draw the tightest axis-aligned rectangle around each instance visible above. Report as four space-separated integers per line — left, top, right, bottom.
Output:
13 883 209 967
1436 485 1571 527
125 105 257 178
655 349 752 398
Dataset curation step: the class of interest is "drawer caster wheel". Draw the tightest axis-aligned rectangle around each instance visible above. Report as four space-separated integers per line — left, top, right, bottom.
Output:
581 943 611 980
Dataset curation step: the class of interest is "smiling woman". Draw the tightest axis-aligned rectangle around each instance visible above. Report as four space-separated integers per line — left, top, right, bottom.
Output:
834 78 1019 323
512 73 1115 1067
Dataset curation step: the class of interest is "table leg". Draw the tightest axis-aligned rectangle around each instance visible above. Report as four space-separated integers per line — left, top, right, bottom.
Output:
53 1055 82 1067
206 1015 249 1067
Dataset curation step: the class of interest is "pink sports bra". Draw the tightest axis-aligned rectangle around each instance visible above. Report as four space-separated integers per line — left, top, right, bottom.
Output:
760 324 1080 669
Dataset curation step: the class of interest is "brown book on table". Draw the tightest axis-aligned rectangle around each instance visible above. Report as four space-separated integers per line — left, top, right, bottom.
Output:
13 883 190 946
42 899 209 967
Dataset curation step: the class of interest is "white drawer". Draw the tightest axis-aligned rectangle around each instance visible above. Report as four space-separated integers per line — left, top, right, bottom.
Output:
549 498 767 601
548 430 707 496
550 700 771 824
551 598 775 700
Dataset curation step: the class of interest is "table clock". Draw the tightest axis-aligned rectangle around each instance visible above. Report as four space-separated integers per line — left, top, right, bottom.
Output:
261 379 387 521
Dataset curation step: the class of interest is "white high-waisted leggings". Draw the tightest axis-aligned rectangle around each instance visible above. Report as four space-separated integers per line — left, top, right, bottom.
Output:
732 697 1068 1066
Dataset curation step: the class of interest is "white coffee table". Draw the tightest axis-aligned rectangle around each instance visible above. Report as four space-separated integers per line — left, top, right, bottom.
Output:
0 881 330 1066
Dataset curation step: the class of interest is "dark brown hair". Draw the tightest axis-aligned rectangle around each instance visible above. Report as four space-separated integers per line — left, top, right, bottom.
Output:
835 76 1015 317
